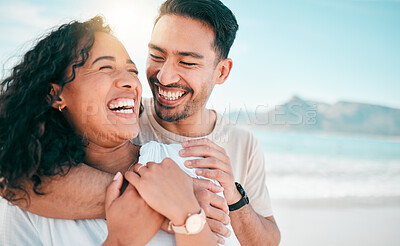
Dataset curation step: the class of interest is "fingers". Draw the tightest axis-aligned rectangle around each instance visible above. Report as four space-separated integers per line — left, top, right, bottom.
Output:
216 234 226 245
131 163 147 175
105 172 123 210
180 138 230 165
207 218 232 239
124 170 141 189
131 161 169 176
160 218 171 234
160 158 179 168
194 186 229 214
182 138 226 155
192 178 224 193
185 158 231 173
180 145 230 164
195 169 231 185
208 192 229 215
201 203 230 225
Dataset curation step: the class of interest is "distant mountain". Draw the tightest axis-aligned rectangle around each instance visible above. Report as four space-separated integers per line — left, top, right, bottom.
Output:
225 96 400 136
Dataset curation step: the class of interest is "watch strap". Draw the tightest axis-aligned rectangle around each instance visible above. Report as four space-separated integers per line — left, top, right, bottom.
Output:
169 222 189 234
229 182 249 211
168 208 205 234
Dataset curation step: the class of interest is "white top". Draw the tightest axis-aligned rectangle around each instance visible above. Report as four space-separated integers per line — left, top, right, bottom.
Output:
138 141 240 245
0 141 239 246
133 98 273 217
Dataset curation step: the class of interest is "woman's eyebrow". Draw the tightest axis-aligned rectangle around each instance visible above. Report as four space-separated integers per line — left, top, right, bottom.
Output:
127 59 136 66
92 56 115 65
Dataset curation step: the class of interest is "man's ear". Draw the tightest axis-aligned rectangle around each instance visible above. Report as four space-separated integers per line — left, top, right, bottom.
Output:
215 58 233 85
49 83 66 110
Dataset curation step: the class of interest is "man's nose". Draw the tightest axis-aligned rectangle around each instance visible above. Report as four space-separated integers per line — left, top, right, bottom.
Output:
156 60 180 85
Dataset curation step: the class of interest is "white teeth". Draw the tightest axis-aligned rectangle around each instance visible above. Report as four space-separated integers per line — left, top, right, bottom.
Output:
115 108 133 114
108 98 135 110
158 87 185 101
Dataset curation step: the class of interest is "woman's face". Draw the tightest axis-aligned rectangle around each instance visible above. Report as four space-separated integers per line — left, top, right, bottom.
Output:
60 32 142 147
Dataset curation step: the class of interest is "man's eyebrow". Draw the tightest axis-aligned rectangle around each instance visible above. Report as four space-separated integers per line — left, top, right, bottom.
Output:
148 43 204 59
92 56 115 65
176 51 204 59
148 43 165 54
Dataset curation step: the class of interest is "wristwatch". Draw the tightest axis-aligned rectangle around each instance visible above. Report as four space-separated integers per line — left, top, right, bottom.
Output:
228 182 249 211
168 208 206 235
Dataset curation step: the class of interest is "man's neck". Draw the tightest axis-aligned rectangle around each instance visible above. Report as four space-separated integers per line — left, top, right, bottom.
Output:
84 141 139 174
152 103 217 138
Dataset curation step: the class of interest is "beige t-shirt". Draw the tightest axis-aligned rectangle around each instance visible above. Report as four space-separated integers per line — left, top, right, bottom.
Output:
132 98 273 217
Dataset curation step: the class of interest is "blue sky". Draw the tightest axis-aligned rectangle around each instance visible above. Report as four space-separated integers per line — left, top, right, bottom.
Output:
0 0 399 112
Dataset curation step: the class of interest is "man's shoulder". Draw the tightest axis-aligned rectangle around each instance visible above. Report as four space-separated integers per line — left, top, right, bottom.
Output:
216 113 254 135
213 113 258 145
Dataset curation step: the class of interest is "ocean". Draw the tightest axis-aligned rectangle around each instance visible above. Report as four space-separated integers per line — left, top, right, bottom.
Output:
250 130 400 200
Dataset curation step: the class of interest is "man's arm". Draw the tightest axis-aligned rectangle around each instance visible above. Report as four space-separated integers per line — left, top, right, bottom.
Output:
230 206 280 246
15 164 113 219
180 138 281 246
13 160 233 238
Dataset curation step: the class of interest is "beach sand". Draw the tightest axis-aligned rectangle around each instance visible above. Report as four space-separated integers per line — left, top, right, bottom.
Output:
272 198 400 246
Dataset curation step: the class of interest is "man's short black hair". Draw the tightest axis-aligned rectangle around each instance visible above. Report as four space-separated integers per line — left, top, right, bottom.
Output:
155 0 239 61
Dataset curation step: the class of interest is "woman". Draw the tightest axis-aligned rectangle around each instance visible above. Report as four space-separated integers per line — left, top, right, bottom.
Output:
0 16 217 245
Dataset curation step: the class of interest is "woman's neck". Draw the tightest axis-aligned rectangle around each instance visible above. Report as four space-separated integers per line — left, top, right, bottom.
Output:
84 141 139 174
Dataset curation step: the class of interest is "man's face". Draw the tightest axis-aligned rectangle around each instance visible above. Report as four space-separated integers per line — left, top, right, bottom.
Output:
146 14 220 122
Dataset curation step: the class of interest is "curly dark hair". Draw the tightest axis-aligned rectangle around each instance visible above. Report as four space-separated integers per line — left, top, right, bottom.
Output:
0 16 112 203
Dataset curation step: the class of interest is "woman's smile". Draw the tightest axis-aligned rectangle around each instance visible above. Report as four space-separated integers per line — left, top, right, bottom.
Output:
107 96 137 118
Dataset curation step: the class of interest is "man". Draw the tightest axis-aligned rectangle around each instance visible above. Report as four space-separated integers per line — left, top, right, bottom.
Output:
16 0 280 245
132 1 280 245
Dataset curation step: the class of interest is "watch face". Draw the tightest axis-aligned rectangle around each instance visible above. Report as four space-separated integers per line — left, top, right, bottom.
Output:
186 214 205 234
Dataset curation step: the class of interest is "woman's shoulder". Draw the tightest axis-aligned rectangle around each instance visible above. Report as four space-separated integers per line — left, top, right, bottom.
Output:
0 197 42 245
0 197 108 245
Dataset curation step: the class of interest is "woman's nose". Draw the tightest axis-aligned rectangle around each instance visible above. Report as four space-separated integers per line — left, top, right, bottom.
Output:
115 71 139 89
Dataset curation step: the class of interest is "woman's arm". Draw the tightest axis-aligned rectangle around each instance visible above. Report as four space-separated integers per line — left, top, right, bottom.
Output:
125 158 217 246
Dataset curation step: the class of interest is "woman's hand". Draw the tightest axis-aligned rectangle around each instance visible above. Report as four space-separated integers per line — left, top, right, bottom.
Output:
125 159 201 225
158 178 232 244
103 172 164 246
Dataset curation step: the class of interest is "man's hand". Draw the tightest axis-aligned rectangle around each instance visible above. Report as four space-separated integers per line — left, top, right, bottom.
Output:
181 140 281 245
180 138 241 205
193 178 232 244
104 172 164 246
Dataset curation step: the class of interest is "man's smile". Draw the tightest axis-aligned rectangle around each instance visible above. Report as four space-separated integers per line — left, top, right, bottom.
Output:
158 86 185 101
152 81 192 107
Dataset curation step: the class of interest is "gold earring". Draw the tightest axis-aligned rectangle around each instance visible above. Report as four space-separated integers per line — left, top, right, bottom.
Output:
59 105 62 112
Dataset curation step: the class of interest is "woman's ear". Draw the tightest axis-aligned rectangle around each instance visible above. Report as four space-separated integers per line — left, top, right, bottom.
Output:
49 84 66 111
215 58 233 85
